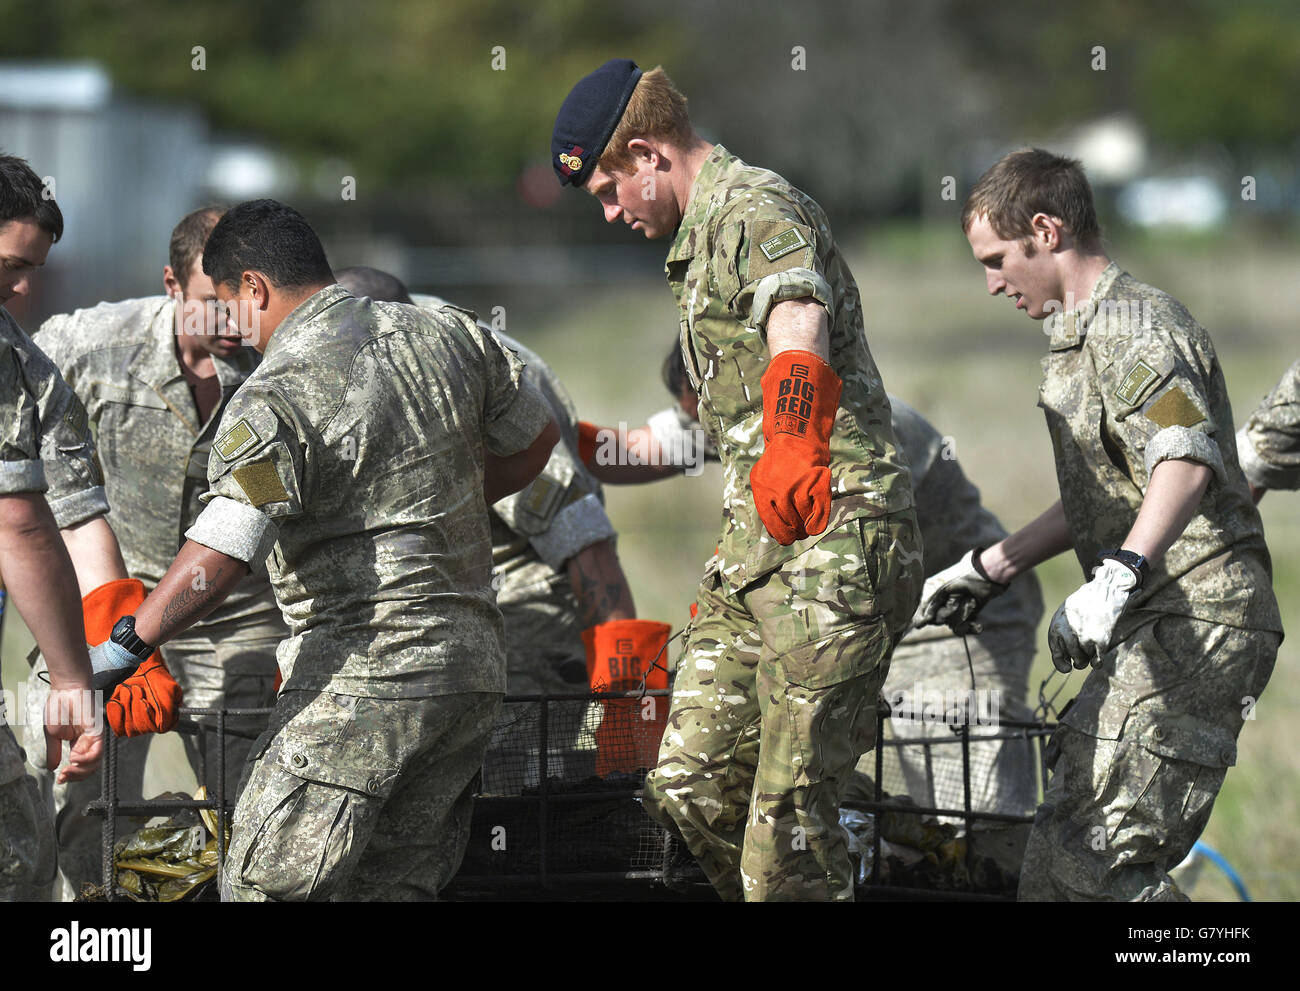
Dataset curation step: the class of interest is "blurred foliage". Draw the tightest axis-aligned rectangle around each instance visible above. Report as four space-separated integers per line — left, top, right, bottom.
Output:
2 0 1296 203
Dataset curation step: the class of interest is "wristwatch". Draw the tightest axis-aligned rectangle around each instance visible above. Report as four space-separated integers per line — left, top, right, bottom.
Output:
110 615 155 661
1098 548 1149 589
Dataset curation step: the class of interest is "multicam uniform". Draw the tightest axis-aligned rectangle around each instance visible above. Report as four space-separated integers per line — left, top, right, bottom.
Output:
651 396 1045 820
183 286 552 901
25 297 286 896
640 145 923 901
1022 262 1282 901
1236 358 1300 492
0 307 105 901
412 295 616 789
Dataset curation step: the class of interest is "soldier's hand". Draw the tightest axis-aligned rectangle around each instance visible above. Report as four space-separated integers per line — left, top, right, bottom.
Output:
44 684 104 783
912 548 1007 632
1047 559 1139 673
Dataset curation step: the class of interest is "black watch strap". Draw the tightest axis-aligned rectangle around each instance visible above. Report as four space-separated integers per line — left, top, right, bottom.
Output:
1099 548 1149 588
110 615 154 660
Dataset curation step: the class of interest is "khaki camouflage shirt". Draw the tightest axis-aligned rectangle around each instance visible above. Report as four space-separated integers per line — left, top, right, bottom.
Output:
1039 262 1281 635
0 307 104 514
186 286 554 698
1237 357 1300 491
666 145 913 592
411 293 616 674
35 297 279 623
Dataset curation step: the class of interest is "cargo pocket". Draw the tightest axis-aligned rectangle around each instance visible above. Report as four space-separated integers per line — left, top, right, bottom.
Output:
229 733 400 901
782 616 890 790
1105 711 1236 851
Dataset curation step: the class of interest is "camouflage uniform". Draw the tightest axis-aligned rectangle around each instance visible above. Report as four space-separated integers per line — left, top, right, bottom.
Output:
1021 263 1282 901
641 145 922 901
412 295 616 790
653 396 1044 820
186 286 551 900
0 307 104 901
25 297 286 898
1236 357 1300 492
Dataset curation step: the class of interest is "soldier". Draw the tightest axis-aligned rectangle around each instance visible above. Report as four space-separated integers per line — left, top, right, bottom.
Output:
1236 358 1299 500
586 347 1045 822
335 266 664 786
25 205 288 897
0 153 105 900
916 148 1282 900
88 200 559 900
552 61 922 900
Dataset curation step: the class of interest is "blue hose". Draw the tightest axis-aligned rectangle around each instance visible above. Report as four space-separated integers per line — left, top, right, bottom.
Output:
1191 840 1251 901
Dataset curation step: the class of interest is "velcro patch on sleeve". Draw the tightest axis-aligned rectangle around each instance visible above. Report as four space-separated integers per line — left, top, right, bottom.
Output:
215 417 261 462
1145 386 1206 429
1115 360 1162 407
231 458 290 507
747 219 814 283
519 474 565 522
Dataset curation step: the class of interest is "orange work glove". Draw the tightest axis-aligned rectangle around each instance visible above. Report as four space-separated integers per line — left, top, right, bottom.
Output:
81 578 182 737
749 349 842 545
106 656 183 737
581 619 671 778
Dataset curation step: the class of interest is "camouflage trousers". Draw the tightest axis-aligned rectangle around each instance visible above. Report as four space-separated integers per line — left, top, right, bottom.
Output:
1020 614 1279 901
221 688 501 902
872 625 1039 822
23 609 281 900
0 691 56 902
643 512 922 901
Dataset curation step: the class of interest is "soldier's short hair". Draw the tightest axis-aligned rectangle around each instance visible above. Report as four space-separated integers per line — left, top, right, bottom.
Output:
598 67 693 176
961 148 1101 247
203 199 334 292
335 266 413 304
0 152 64 242
169 205 226 289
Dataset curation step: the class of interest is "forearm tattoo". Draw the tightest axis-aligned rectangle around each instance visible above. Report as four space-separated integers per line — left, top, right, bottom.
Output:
159 563 233 641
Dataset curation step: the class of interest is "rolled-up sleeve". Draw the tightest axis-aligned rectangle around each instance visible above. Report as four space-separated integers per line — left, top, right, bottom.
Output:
712 201 832 333
1101 336 1227 486
0 345 46 495
188 388 306 571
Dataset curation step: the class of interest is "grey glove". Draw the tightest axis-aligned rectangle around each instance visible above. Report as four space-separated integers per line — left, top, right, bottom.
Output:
911 548 1008 633
89 639 142 692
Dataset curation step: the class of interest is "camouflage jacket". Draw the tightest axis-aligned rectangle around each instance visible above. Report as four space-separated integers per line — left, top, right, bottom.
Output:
35 297 280 623
411 293 615 670
0 307 103 515
665 144 914 592
186 286 554 697
1237 357 1300 491
1039 263 1281 635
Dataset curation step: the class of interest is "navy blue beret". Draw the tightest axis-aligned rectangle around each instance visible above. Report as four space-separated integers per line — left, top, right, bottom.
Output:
552 58 643 188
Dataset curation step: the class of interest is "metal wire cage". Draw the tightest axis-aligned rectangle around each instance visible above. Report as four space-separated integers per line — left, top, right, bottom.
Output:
84 690 1056 901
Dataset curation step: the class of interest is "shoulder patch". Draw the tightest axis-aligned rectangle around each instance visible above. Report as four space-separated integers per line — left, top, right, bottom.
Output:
759 226 809 262
519 474 565 522
1115 360 1161 406
215 417 261 462
231 459 289 507
747 219 814 284
63 395 88 438
1145 386 1206 429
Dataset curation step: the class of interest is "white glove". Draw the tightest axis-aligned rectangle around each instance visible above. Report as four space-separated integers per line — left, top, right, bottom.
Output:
912 548 1008 633
1047 559 1139 673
